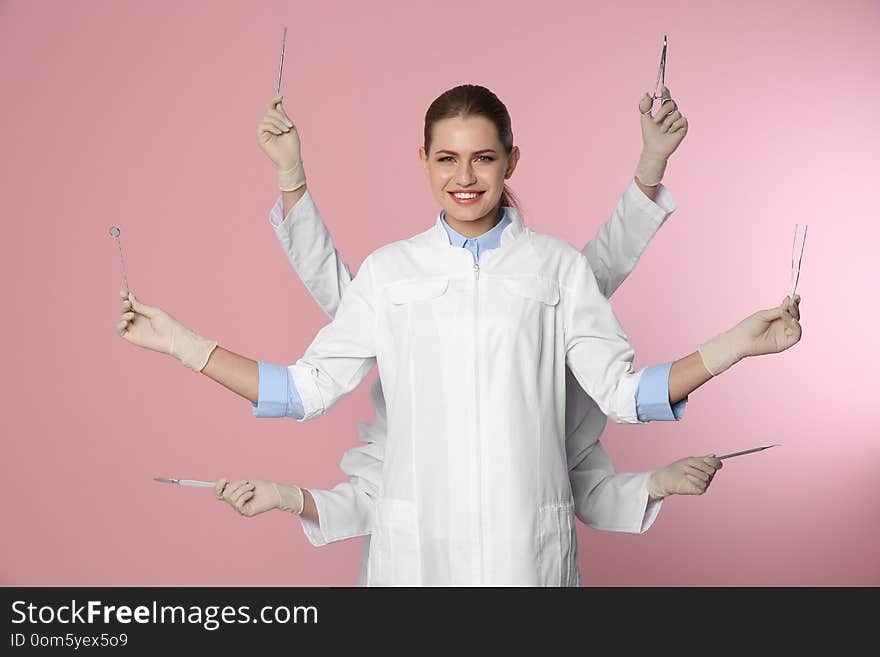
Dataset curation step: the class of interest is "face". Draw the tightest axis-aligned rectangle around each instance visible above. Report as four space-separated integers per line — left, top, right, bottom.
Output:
419 115 520 226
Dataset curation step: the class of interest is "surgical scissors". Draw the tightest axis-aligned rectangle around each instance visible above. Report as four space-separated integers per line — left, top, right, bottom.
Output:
790 223 808 299
649 35 671 112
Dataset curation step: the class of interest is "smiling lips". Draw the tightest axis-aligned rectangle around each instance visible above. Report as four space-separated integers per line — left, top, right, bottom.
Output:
449 190 485 204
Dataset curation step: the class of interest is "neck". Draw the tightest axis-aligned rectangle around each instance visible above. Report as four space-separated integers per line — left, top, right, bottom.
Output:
444 205 502 238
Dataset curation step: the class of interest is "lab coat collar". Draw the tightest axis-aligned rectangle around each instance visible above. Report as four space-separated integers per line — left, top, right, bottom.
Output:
428 205 526 248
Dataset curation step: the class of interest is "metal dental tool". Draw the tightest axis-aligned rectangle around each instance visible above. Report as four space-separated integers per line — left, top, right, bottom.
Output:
650 34 668 110
276 26 287 96
153 477 215 488
108 226 129 293
718 444 780 460
790 223 808 299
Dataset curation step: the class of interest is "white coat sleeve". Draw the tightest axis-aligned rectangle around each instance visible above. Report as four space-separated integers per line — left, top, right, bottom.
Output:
581 181 676 298
568 444 662 534
269 193 384 546
270 191 354 318
288 257 379 421
561 255 644 424
299 379 387 546
563 371 662 533
568 452 662 533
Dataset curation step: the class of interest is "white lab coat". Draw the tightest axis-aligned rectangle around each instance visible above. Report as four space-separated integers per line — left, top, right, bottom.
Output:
271 182 676 586
281 191 667 586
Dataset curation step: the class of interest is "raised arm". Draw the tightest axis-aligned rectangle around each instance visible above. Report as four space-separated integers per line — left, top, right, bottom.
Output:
582 85 685 297
581 181 675 298
257 94 354 317
272 189 354 317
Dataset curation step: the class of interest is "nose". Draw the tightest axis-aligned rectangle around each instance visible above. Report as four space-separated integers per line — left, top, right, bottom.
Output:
454 161 477 186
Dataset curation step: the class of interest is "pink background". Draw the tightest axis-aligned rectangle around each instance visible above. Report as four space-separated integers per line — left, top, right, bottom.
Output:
2 0 878 586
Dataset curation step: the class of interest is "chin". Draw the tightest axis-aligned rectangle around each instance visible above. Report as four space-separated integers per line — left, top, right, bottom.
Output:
444 209 481 224
441 199 492 220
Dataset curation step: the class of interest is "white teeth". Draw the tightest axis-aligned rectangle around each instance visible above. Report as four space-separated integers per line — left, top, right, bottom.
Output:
453 192 480 199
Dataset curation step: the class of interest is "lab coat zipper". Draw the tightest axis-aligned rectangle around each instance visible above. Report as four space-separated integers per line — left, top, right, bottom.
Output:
474 254 486 583
473 257 484 583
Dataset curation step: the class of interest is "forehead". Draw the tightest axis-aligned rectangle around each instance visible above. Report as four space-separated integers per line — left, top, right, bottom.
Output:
430 115 501 152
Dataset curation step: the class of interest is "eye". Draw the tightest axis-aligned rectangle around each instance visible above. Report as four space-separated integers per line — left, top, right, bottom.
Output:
437 155 495 163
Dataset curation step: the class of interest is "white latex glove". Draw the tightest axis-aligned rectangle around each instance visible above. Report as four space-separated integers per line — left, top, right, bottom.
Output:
117 290 217 372
698 295 802 376
257 95 306 192
647 454 722 499
635 84 688 186
214 478 304 517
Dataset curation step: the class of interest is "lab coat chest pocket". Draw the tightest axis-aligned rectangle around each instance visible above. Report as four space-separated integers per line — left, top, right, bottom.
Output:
367 499 420 586
385 277 449 305
536 501 580 587
383 278 452 353
501 276 560 307
495 277 560 353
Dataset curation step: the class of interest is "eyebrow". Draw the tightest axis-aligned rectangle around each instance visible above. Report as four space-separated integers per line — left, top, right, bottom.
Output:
434 149 498 156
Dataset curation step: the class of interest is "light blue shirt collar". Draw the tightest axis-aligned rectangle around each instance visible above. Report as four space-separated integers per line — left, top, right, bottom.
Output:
440 208 511 263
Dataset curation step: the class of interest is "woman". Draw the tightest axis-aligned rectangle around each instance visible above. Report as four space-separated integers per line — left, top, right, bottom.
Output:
212 87 724 586
118 85 801 585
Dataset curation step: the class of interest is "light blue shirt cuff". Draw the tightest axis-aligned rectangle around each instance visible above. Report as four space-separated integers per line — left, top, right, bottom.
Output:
635 362 687 422
251 361 305 419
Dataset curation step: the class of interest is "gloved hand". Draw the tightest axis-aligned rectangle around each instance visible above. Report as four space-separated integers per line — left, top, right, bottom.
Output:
214 478 304 517
257 95 306 192
634 85 688 186
117 290 218 372
647 454 722 499
698 295 802 376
